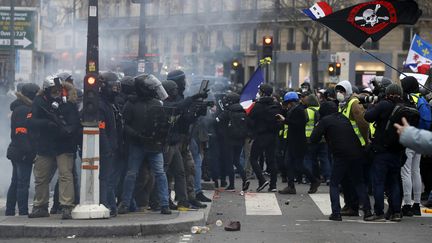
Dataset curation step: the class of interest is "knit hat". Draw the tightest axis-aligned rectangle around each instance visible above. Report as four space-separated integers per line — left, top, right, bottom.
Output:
385 83 403 96
401 76 419 93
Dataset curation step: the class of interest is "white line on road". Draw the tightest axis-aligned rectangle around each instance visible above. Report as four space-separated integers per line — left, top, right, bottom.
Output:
245 192 282 215
309 193 344 216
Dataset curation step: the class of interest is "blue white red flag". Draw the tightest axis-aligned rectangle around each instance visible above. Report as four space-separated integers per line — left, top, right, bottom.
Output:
302 2 332 20
240 66 264 114
405 34 432 74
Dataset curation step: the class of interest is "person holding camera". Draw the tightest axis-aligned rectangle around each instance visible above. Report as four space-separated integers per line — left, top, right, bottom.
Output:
166 70 211 207
364 84 413 221
117 74 172 215
28 75 81 219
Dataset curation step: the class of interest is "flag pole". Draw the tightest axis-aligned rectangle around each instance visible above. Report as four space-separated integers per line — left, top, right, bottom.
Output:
360 46 432 91
359 47 407 77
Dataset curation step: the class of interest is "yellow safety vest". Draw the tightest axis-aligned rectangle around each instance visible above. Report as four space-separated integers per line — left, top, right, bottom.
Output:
305 106 320 138
369 122 376 139
410 93 421 105
279 124 288 139
339 98 366 146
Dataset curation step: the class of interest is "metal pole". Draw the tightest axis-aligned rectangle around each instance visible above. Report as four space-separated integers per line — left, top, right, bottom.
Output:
138 2 147 58
72 0 76 75
9 0 15 91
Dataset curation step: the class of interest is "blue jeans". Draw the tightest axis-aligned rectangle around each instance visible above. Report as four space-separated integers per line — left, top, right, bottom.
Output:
121 144 169 207
372 152 401 215
100 153 117 211
6 160 33 215
304 143 331 180
190 138 202 194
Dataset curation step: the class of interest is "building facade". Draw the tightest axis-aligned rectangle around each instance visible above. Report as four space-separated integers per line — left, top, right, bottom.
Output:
3 0 431 88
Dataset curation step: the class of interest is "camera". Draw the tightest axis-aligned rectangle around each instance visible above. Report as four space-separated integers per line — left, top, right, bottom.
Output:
359 76 393 104
358 95 379 104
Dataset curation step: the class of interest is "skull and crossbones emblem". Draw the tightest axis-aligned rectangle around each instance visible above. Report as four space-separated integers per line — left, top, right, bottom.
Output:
354 4 389 27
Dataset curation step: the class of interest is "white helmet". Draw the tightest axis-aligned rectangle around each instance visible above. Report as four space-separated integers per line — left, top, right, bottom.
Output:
43 75 60 90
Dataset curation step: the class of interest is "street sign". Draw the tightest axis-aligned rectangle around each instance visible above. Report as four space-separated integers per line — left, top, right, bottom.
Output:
0 8 36 50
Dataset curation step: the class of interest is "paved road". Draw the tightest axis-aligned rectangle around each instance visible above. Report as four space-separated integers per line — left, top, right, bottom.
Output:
1 179 432 243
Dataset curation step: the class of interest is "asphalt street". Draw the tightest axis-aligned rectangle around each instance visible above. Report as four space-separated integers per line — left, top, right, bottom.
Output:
1 179 432 243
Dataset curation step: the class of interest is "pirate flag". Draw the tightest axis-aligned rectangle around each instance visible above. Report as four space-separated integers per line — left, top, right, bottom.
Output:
303 0 422 47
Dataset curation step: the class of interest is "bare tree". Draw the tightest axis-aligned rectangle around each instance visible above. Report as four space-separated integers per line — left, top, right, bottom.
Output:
278 0 352 87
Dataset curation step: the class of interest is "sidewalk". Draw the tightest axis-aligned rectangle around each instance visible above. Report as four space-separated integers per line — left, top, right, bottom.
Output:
0 190 214 238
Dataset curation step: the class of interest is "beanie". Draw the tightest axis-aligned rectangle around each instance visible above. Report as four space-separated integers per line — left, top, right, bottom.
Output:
385 83 403 96
401 76 419 94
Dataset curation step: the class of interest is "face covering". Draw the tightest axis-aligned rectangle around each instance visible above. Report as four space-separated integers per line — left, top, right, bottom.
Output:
301 88 308 92
255 92 261 99
336 92 345 102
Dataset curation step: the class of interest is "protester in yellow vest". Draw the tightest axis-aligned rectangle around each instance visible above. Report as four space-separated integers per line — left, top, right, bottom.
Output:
335 80 369 147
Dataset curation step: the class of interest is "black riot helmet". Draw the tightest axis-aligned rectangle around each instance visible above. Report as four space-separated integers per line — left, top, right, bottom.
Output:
222 92 240 108
99 71 120 102
134 74 168 100
162 80 178 100
120 76 135 95
21 83 40 100
167 70 186 95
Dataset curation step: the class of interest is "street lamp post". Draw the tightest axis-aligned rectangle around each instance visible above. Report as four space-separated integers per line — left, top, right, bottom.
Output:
9 0 15 91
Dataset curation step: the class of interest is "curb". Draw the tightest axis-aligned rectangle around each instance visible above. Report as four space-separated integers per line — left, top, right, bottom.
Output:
0 211 205 238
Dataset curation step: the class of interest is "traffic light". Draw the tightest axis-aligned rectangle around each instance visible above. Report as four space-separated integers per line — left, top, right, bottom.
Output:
335 62 341 76
82 73 99 126
262 36 273 59
232 60 240 70
328 63 336 76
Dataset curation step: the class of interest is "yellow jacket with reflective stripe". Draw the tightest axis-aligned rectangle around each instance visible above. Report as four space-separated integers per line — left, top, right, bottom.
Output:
279 124 288 139
305 106 320 138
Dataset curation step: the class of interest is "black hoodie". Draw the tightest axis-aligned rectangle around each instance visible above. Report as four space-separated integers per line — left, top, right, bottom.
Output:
7 93 36 162
216 103 247 145
248 96 282 145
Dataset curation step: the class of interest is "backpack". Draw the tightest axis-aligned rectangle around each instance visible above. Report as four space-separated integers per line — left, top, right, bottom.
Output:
383 103 420 150
226 110 248 140
411 94 432 130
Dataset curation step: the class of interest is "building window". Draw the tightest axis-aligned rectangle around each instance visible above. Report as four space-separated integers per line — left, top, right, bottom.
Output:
403 27 413 50
192 32 198 53
177 33 185 53
301 27 310 50
151 33 159 52
201 32 210 52
287 28 295 50
233 31 241 51
164 38 171 53
322 30 330 49
249 28 257 50
217 31 224 48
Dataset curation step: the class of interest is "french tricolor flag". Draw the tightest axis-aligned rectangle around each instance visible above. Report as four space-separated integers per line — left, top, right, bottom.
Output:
240 66 264 115
303 2 332 20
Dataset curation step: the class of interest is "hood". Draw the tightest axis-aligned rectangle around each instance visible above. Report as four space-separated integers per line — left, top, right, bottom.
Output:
336 80 353 97
10 92 32 111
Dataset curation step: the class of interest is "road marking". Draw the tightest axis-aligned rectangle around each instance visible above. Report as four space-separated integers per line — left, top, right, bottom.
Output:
245 192 282 215
179 233 193 243
313 219 395 224
309 193 344 216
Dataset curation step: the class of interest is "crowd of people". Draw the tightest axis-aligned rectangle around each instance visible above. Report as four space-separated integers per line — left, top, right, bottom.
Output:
4 69 432 223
